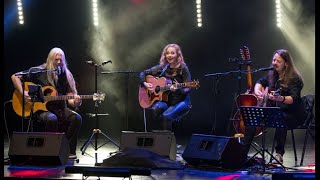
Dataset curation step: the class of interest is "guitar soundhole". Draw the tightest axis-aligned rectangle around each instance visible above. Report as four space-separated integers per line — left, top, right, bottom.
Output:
155 86 160 93
43 88 53 96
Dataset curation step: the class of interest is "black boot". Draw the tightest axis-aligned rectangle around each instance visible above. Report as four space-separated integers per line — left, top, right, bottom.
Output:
161 117 172 131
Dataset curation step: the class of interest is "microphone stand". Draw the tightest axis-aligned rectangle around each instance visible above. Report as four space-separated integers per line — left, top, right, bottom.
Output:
101 70 140 130
80 62 119 165
204 66 273 135
210 75 222 134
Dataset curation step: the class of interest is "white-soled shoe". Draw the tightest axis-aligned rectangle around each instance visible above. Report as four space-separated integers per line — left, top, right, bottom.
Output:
68 154 77 160
271 153 283 164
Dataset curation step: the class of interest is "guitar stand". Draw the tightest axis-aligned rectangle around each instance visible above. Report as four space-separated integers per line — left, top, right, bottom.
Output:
240 106 287 172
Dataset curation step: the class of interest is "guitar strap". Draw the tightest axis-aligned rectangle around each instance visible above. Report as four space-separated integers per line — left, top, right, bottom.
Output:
160 64 170 77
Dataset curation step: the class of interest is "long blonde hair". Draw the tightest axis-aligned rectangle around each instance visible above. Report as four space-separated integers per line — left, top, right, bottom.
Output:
159 44 186 68
39 47 77 94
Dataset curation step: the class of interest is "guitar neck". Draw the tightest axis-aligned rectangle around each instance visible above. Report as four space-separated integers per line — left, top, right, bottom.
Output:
160 83 189 91
246 65 253 93
44 95 93 101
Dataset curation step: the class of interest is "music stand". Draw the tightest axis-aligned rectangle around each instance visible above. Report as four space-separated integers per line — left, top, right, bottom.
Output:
240 106 287 172
27 84 44 103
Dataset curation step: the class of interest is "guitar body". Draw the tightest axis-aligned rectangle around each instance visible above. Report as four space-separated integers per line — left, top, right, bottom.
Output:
233 94 262 136
12 82 105 117
139 76 169 109
139 75 200 108
12 82 57 117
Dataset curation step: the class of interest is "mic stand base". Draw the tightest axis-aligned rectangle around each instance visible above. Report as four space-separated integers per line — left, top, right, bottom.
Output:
80 129 119 165
242 126 286 172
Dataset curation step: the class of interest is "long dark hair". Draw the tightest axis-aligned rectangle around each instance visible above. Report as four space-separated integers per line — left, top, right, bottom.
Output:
267 49 303 90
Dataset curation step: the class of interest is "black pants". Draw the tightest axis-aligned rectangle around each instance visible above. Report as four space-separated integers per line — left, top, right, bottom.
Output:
241 126 287 156
35 108 82 154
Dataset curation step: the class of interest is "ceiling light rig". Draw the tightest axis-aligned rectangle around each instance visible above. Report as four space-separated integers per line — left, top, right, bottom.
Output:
17 0 24 25
196 0 202 27
275 0 282 28
92 0 99 26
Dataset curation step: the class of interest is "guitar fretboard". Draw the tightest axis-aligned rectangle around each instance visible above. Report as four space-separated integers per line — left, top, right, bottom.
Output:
44 95 94 101
160 83 192 91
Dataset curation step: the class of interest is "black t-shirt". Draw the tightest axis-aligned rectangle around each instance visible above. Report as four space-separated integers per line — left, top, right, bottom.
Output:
256 75 306 128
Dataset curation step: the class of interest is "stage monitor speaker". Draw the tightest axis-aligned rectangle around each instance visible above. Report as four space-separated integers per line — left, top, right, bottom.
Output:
8 132 70 166
120 131 176 160
182 134 247 169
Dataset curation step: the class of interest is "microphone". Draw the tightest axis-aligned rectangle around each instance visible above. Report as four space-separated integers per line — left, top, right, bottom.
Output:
102 60 112 66
259 66 274 71
55 66 61 75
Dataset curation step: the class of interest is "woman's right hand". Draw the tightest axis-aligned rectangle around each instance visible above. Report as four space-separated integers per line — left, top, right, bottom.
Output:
143 82 154 91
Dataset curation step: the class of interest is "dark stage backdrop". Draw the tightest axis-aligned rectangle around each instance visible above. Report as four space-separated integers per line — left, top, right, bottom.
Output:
4 0 315 140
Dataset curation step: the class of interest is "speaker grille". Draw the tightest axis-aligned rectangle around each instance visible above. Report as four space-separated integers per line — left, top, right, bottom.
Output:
8 132 70 166
120 131 176 160
182 134 246 169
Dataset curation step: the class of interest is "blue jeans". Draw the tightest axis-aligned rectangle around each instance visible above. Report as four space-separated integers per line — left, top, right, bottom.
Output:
149 100 191 131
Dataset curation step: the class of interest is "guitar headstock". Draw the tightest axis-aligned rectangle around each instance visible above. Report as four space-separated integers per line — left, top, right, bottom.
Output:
93 92 106 101
240 46 251 61
186 80 200 89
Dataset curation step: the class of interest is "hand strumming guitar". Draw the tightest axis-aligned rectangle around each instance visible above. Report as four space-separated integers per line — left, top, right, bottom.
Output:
143 82 154 91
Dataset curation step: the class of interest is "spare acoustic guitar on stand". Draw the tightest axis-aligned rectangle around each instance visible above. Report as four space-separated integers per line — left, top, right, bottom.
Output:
232 46 263 137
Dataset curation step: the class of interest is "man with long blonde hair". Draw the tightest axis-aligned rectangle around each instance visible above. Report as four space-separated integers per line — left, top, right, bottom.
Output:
11 47 82 159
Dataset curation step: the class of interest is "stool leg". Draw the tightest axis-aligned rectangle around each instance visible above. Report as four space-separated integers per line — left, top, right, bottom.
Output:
291 129 298 166
143 108 147 132
300 129 309 166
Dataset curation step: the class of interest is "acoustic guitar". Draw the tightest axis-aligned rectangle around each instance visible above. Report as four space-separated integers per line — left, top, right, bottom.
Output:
138 75 200 108
232 46 262 136
12 82 105 117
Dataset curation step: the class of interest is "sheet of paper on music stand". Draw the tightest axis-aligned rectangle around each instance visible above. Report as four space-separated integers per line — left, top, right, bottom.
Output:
28 84 44 102
240 106 286 128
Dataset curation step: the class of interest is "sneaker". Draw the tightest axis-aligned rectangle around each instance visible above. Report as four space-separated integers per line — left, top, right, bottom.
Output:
176 144 183 154
68 154 77 159
272 153 283 164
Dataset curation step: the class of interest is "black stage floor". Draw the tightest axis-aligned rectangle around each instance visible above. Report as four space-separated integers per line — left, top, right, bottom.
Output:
3 130 315 180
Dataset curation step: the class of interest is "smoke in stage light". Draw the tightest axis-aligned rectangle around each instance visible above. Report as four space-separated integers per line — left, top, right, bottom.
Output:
278 0 315 94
